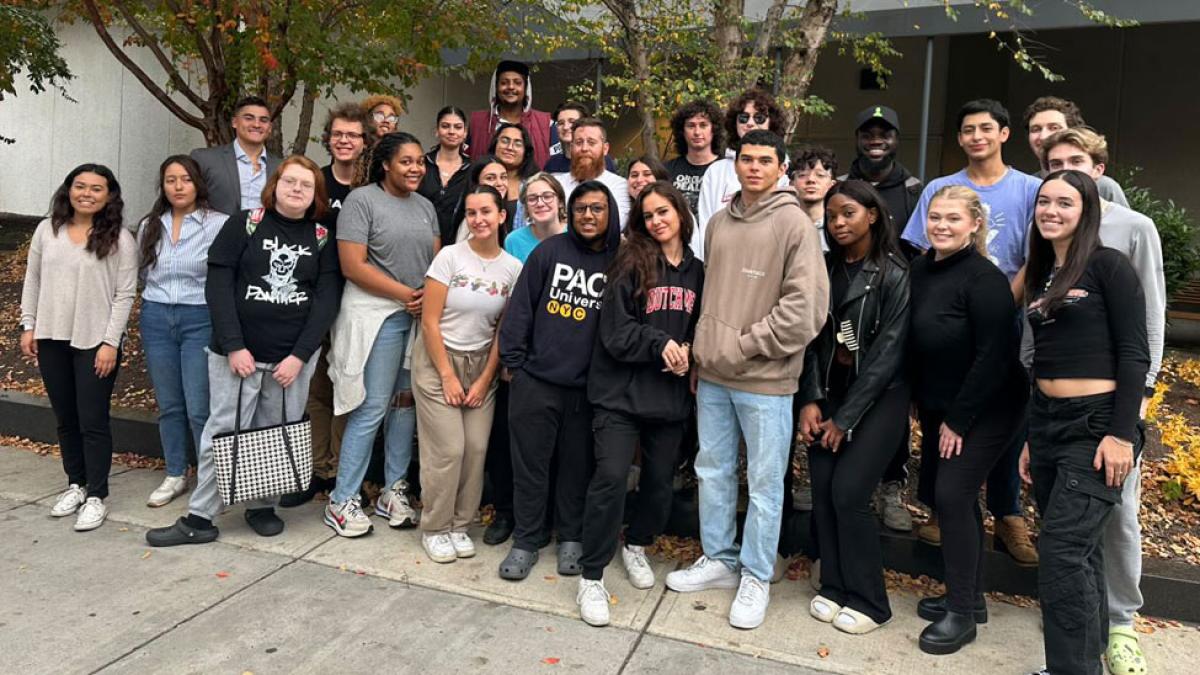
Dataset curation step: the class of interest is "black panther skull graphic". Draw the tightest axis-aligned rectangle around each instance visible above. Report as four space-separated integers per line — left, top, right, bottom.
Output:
246 237 313 305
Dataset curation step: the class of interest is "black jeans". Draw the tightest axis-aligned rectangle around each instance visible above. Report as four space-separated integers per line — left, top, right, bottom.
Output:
808 383 909 624
1030 390 1122 675
508 370 594 551
485 380 514 515
38 340 121 499
918 402 1020 613
581 409 685 580
880 424 911 484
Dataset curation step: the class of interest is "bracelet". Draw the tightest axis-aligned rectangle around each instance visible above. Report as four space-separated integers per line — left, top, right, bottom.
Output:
1107 436 1134 448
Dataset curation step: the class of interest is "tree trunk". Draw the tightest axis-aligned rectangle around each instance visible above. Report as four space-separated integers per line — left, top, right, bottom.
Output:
712 0 745 75
603 0 658 157
777 0 838 142
291 86 318 156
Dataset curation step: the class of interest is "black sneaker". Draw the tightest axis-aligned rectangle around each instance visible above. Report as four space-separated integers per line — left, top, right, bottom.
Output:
484 511 515 545
244 508 285 537
279 476 330 508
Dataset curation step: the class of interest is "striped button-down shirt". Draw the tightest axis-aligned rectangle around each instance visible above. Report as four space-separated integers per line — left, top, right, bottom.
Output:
234 140 268 210
140 208 228 305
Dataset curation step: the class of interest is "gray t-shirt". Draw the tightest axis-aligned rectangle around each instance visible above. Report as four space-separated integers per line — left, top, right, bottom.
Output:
337 184 439 288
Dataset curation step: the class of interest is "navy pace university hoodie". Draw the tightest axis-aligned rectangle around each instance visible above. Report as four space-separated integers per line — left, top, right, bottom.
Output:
587 248 704 421
499 181 623 388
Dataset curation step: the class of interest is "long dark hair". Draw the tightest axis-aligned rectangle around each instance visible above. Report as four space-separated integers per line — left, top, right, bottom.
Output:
821 180 902 266
610 181 694 299
447 155 509 243
138 155 212 274
49 163 125 260
1024 169 1103 316
366 131 422 185
488 123 537 179
628 155 670 182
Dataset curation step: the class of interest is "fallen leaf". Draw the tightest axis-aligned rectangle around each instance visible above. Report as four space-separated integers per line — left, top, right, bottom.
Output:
141 550 152 560
541 657 560 665
608 595 618 605
817 646 830 658
216 571 230 579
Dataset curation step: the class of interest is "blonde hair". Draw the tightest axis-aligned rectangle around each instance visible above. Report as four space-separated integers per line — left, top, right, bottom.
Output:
930 185 989 257
1041 126 1109 166
519 171 567 225
361 94 405 117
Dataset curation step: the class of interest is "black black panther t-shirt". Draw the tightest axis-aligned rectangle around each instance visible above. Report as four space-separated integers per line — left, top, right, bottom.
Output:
665 156 716 214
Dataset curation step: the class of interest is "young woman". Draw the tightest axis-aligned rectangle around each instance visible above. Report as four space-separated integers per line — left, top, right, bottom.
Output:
137 155 229 508
362 94 404 138
1020 170 1148 675
413 186 522 562
795 180 909 635
146 155 340 546
626 156 669 203
908 186 1028 654
489 124 537 231
325 132 440 538
504 172 567 263
21 164 137 532
419 107 471 246
576 182 703 627
448 156 511 243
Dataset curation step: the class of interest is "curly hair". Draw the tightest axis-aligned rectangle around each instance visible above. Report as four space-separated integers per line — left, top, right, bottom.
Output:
49 163 125 260
361 94 405 117
321 102 375 154
366 131 424 185
1023 96 1085 130
670 100 724 157
724 89 785 147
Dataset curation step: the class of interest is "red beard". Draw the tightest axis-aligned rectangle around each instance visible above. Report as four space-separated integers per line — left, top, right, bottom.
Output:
570 153 603 182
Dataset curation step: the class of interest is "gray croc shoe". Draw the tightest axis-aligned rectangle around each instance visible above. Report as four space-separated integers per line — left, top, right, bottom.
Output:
499 547 539 580
557 541 583 576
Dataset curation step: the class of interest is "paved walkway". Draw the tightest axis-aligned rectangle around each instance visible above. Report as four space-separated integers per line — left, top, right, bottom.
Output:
2 446 1197 674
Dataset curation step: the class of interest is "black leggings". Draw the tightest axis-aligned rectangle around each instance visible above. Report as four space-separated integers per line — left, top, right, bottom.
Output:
808 383 909 624
918 403 1020 613
38 340 120 499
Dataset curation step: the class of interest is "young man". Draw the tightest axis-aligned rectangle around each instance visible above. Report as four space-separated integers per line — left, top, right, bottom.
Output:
695 90 790 261
1023 96 1128 207
790 146 837 252
665 100 724 214
544 102 616 174
497 181 623 581
901 99 1042 565
666 130 828 630
552 118 631 227
1041 127 1164 675
467 60 556 169
280 102 371 508
191 96 281 215
840 105 923 531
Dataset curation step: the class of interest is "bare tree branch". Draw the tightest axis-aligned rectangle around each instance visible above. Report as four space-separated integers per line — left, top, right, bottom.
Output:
778 0 837 140
110 0 206 109
750 0 788 60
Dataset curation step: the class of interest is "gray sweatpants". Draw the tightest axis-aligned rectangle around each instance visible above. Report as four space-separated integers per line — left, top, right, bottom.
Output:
1104 455 1143 628
188 348 320 522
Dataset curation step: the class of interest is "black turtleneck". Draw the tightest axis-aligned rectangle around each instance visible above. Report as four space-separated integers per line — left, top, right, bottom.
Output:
908 246 1026 434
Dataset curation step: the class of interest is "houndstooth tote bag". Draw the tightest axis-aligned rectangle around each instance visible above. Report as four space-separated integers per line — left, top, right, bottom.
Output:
213 378 312 506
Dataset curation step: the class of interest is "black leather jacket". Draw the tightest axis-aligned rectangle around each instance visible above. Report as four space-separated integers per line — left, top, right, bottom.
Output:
798 251 910 437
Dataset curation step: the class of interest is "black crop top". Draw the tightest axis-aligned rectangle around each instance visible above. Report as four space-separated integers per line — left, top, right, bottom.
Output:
1028 247 1149 441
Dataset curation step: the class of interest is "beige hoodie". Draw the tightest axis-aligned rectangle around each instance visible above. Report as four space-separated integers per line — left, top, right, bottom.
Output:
694 188 829 395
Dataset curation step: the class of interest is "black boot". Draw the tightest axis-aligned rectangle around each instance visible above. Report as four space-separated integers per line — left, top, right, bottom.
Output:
919 610 977 655
484 511 514 545
279 476 330 508
917 594 987 624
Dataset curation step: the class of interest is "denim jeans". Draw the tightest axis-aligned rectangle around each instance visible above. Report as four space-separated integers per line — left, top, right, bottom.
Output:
695 379 792 582
141 301 212 477
331 311 416 504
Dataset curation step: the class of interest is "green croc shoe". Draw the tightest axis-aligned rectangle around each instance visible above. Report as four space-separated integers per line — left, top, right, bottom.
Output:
1106 626 1148 675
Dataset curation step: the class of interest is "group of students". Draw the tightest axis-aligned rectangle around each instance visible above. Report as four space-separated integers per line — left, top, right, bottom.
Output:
19 54 1162 675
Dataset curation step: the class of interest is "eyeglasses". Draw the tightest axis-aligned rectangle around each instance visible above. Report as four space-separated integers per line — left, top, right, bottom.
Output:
279 176 316 191
526 192 557 205
497 136 525 148
330 131 364 141
737 112 769 125
372 111 399 124
572 203 606 216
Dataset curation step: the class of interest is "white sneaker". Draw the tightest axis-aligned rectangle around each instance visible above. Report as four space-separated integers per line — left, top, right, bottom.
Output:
50 484 86 517
809 594 841 623
729 574 770 629
665 555 739 593
622 545 655 589
423 532 457 563
324 498 373 538
376 479 418 528
147 475 188 507
577 579 611 627
450 531 476 558
73 497 108 532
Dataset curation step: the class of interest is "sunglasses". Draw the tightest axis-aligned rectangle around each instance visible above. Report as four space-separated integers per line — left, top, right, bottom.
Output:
737 112 769 125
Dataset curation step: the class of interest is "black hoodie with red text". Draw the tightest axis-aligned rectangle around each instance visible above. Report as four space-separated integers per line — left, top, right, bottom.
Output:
499 181 623 388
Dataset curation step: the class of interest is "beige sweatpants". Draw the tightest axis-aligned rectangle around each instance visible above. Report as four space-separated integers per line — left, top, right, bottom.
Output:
412 336 497 534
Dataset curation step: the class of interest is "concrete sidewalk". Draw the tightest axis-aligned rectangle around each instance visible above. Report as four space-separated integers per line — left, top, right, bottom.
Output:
2 446 1197 674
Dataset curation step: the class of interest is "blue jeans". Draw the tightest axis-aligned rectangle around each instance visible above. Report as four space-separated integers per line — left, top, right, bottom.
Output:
141 301 211 477
695 379 792 582
331 311 416 504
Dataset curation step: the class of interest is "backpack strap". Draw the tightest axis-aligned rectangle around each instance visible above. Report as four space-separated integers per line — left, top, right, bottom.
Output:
245 208 266 237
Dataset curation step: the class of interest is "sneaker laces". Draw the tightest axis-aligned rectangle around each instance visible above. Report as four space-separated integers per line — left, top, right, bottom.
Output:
433 532 453 549
581 580 609 604
345 498 366 520
626 546 650 570
736 576 767 605
78 498 102 519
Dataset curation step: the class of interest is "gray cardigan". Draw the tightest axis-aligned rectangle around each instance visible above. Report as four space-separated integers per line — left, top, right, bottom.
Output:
20 219 138 349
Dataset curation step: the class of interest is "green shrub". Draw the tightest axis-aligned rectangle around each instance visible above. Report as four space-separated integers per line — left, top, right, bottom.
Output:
1114 166 1200 298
